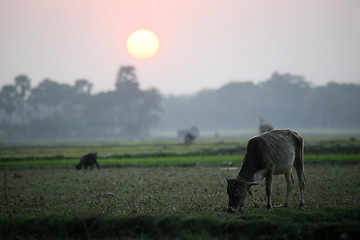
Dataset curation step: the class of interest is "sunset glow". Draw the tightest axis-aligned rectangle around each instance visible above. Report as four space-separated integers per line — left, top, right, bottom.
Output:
126 29 160 60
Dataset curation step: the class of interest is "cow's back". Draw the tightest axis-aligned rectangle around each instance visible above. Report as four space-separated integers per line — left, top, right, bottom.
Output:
260 129 299 174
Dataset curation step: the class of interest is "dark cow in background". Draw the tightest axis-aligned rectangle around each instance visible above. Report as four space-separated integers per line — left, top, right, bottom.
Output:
226 129 305 213
75 152 100 170
178 126 199 145
184 132 196 145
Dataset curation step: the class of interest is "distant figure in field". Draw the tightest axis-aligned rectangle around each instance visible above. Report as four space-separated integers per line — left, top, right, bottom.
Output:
179 126 199 145
259 116 273 134
178 126 199 139
184 132 196 145
214 130 220 139
75 152 100 170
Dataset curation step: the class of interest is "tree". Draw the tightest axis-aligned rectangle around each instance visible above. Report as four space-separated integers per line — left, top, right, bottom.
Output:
0 85 18 124
27 79 80 124
75 79 92 95
115 66 139 91
15 75 31 100
82 66 162 137
115 67 162 136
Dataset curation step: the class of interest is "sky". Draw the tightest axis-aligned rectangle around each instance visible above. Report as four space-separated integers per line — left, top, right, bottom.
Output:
0 0 360 95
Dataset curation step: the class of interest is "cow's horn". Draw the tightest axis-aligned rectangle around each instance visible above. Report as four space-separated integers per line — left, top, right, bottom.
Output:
246 182 260 186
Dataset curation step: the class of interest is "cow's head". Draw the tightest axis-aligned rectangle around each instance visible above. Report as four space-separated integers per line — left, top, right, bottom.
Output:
226 178 258 213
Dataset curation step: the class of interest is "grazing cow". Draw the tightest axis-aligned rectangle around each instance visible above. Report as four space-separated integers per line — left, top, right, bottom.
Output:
226 129 305 213
75 152 100 170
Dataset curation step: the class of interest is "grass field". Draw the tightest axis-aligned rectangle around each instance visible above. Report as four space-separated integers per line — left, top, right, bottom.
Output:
0 154 359 168
2 164 359 217
1 136 359 158
0 139 246 158
1 138 360 239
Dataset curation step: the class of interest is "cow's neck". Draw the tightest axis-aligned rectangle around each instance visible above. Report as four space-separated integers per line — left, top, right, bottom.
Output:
237 155 257 182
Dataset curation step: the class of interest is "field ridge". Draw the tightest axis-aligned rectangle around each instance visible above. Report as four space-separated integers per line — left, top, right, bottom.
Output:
1 206 359 240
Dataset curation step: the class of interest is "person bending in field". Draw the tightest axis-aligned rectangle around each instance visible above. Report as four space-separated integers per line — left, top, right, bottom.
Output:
75 152 100 170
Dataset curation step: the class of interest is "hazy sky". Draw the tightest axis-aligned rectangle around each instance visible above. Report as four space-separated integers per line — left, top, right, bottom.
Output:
1 0 359 95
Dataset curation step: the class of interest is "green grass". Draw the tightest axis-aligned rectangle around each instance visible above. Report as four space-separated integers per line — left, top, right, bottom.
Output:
305 153 360 162
0 140 245 158
1 136 359 158
0 154 359 168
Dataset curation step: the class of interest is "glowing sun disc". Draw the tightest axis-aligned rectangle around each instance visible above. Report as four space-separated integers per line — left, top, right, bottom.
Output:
127 29 160 60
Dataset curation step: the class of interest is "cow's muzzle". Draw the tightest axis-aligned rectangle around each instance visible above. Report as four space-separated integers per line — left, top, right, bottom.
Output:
227 207 236 213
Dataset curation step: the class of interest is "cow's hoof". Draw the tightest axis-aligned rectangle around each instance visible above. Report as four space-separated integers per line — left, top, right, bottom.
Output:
299 202 305 210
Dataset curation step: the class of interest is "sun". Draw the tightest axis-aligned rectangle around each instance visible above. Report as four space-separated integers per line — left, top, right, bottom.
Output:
126 29 160 60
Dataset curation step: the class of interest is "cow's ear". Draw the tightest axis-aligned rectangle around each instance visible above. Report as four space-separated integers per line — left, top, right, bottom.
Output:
226 177 229 183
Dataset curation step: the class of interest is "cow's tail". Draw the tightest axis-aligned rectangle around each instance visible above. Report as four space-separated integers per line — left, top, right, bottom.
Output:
293 131 306 182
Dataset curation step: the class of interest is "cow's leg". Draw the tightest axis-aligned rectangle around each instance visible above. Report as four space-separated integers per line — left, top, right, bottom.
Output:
284 171 293 207
265 170 273 209
295 167 305 208
95 161 100 170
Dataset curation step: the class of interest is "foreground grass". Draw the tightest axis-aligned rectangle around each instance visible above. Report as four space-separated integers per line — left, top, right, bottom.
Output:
2 165 359 217
1 206 359 239
1 164 359 239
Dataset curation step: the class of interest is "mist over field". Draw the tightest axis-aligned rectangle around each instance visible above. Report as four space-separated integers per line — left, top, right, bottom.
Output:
160 72 360 131
1 68 359 141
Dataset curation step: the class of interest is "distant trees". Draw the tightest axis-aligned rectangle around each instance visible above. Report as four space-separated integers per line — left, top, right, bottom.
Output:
160 72 360 131
15 75 31 100
83 66 161 137
74 79 92 95
2 70 359 140
0 85 18 124
0 66 162 139
116 66 139 91
0 75 32 125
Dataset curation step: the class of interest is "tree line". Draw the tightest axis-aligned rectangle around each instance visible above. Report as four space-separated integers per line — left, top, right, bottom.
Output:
0 66 161 139
1 70 359 140
160 72 360 131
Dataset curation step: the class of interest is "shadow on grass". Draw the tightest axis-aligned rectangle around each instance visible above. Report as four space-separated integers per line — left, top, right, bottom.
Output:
1 206 359 240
